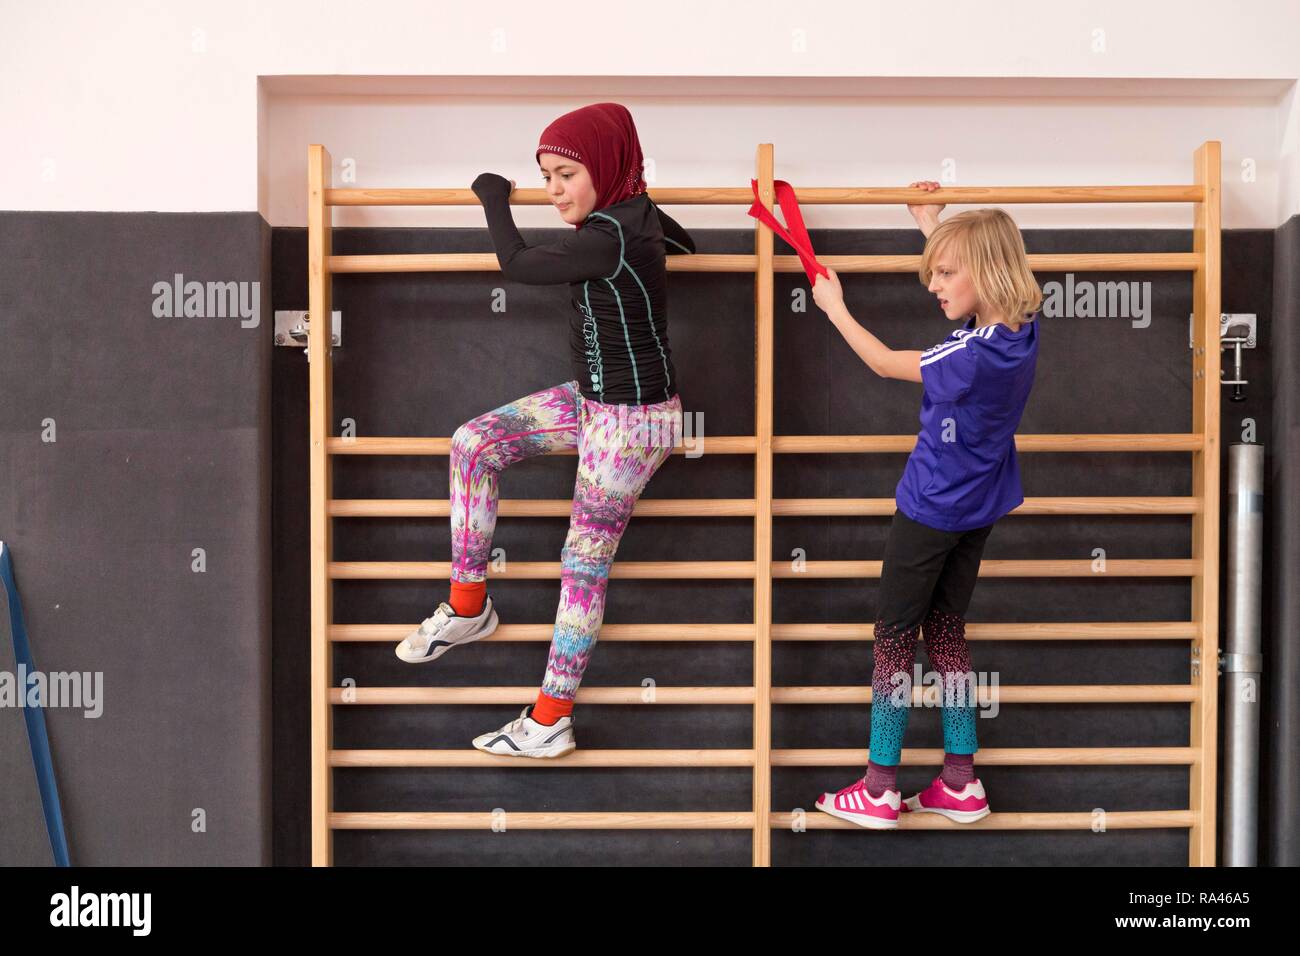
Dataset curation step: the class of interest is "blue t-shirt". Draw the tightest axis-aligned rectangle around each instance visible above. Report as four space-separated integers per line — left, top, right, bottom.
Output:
895 312 1040 532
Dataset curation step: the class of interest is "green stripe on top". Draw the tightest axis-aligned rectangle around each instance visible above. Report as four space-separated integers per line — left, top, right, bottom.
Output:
589 211 625 281
588 210 671 402
618 248 672 401
589 211 638 402
600 277 639 401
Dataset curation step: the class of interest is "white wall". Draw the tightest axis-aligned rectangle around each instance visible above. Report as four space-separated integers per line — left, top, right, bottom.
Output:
3 0 1298 226
264 82 1289 231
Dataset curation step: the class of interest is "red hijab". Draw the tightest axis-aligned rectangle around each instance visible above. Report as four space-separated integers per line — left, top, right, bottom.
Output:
536 103 647 227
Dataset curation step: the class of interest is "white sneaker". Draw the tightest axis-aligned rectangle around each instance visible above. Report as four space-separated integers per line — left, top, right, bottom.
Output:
472 704 576 758
394 596 498 663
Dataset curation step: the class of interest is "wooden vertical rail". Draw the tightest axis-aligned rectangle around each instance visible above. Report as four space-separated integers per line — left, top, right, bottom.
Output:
1189 140 1222 866
752 143 775 866
308 144 335 866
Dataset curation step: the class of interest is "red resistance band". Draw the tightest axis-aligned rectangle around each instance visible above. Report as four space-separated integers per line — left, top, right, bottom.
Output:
746 178 829 285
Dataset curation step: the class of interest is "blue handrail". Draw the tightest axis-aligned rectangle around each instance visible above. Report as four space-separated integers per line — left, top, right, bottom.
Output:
0 541 71 866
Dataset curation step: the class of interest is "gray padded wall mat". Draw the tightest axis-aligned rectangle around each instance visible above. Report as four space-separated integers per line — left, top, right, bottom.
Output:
264 220 1277 866
0 211 273 865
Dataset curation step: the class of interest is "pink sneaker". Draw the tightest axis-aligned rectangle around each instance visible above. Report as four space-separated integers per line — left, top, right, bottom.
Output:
815 775 900 829
900 776 991 823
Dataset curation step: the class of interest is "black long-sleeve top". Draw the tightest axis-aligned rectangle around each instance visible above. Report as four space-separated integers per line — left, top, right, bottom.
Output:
470 171 695 405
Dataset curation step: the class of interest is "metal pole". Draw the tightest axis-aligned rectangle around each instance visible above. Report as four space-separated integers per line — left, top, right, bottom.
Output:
1222 441 1264 865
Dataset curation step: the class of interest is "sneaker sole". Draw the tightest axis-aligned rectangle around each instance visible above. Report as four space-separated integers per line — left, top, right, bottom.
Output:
396 608 499 663
814 797 899 829
905 803 991 823
472 739 576 759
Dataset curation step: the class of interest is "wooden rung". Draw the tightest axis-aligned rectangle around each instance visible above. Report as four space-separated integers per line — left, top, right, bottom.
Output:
772 685 1199 704
329 684 1195 706
331 623 757 642
331 811 756 829
783 810 1196 830
330 806 1190 832
327 250 1201 275
779 252 1199 273
330 686 757 705
330 498 757 518
330 252 754 274
332 749 757 767
325 433 1204 456
324 184 1203 208
670 254 766 272
773 496 1201 516
771 621 1199 641
329 496 1198 518
772 747 1198 766
330 560 756 580
775 559 1199 578
330 621 1195 643
773 433 1204 453
328 747 1196 768
329 809 1193 830
327 436 752 455
327 558 1198 580
1015 496 1202 515
782 185 1205 205
325 186 761 207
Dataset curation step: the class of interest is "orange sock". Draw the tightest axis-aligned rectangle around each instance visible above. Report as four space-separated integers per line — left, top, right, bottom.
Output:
448 579 486 617
531 691 573 726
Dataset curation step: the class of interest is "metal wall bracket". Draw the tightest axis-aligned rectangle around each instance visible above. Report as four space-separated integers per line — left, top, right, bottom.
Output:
1188 312 1256 399
1188 312 1255 349
1221 651 1264 674
275 310 341 355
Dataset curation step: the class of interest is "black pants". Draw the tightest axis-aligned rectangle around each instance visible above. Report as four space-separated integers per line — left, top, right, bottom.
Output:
876 509 994 633
869 509 995 764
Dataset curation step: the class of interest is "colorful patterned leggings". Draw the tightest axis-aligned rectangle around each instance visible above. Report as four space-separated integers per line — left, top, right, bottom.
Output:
449 380 680 701
869 509 995 765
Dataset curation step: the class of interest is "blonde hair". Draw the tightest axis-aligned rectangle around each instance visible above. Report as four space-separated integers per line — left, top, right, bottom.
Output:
918 208 1042 325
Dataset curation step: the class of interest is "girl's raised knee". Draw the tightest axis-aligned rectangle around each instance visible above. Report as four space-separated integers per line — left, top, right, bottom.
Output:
450 422 479 456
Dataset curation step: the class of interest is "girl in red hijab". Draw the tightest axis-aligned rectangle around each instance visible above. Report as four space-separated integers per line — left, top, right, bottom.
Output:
396 103 696 759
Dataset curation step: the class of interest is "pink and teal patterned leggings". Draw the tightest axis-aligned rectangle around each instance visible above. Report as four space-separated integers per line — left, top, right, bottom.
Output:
449 380 681 701
869 509 994 765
